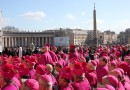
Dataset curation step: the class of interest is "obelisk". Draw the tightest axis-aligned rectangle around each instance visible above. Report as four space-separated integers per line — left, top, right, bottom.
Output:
93 3 98 47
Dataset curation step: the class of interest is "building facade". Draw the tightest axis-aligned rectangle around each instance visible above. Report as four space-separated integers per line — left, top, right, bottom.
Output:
3 30 55 48
1 26 121 48
103 30 118 45
45 28 88 46
118 28 130 45
87 30 118 45
2 28 88 48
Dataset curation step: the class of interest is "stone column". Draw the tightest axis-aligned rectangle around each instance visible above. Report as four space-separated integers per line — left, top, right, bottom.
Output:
12 37 14 47
45 37 47 44
42 37 44 46
10 37 12 47
6 37 8 47
4 37 6 47
48 37 50 45
15 37 16 47
25 37 27 47
39 37 40 47
22 37 25 47
28 37 30 47
18 37 20 47
9 37 11 47
3 37 5 47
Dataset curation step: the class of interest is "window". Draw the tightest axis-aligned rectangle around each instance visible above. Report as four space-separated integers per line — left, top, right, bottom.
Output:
100 36 102 39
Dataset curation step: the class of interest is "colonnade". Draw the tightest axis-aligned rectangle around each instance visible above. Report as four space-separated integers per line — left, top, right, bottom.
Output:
3 36 53 48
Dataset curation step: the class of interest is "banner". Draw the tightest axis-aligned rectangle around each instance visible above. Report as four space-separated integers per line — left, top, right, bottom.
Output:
54 37 69 46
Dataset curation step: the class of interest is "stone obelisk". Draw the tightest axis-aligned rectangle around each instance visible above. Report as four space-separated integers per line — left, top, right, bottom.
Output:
93 4 98 47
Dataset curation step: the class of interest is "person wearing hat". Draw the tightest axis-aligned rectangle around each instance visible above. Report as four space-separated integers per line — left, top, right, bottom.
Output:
99 47 110 57
96 84 115 90
118 56 130 78
97 75 118 90
38 74 53 90
25 57 36 79
108 69 126 90
96 56 108 83
35 64 47 80
108 60 117 71
68 44 80 61
85 60 97 89
57 54 68 67
59 50 68 60
115 51 122 65
58 66 74 90
38 46 53 65
109 54 116 61
69 58 78 68
1 64 19 90
71 62 91 90
55 54 68 76
22 79 39 90
54 60 65 85
18 63 30 80
49 46 58 62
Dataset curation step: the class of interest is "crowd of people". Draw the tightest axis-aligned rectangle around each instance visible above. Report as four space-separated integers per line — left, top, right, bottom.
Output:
0 44 130 90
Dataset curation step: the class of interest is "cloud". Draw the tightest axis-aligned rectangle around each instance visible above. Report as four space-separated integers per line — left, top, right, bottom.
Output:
66 14 76 21
110 20 130 34
97 19 104 25
81 18 104 29
21 11 46 21
81 11 86 16
2 18 11 26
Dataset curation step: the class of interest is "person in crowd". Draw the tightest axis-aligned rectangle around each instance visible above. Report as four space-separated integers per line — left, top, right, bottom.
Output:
71 62 91 90
35 64 47 80
46 64 58 90
25 56 36 79
68 44 80 61
38 74 53 90
108 68 126 90
85 60 98 89
97 75 118 90
1 64 19 90
38 46 53 65
22 79 39 90
122 46 130 59
33 47 40 54
108 60 117 71
96 56 108 83
49 46 58 62
58 66 74 90
118 56 130 78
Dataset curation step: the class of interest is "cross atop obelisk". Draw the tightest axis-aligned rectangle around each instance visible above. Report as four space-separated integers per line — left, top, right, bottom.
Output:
94 3 95 10
93 3 98 47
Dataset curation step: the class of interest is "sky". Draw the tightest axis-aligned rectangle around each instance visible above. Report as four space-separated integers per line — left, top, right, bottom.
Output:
0 0 130 34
